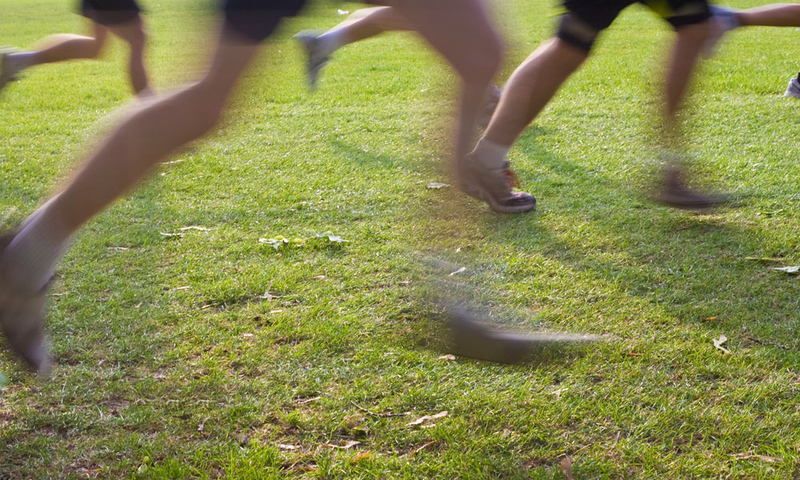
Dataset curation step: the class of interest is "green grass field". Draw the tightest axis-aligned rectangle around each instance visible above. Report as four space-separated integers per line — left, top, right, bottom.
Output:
2 0 800 478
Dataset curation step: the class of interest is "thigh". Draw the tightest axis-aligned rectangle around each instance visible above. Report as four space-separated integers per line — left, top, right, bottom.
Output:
386 0 501 77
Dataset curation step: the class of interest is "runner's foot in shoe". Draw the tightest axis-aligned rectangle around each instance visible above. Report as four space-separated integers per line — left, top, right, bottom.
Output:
459 154 536 213
0 233 52 376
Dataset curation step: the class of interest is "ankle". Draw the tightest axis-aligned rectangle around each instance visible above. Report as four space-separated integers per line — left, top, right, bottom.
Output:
470 138 510 169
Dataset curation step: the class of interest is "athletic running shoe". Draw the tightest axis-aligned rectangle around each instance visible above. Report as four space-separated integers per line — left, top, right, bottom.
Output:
0 49 23 93
448 307 535 363
459 154 536 213
447 307 603 363
0 233 52 376
784 78 800 99
477 86 502 129
294 31 328 91
654 169 728 211
703 6 740 58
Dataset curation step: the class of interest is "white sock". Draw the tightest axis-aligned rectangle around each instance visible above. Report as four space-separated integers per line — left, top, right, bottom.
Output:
315 30 347 58
470 138 510 169
2 205 71 293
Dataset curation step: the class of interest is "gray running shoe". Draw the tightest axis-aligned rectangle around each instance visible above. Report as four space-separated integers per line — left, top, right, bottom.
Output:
785 78 800 99
0 49 23 92
0 233 52 376
703 6 740 58
460 154 536 213
294 31 329 91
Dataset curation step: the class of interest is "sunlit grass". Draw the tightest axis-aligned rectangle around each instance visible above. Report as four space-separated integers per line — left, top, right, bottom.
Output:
1 0 799 478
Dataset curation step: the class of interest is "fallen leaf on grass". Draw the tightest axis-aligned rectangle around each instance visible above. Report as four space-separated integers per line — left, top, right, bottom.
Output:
406 411 448 427
351 452 372 463
316 232 348 243
744 256 783 263
703 316 718 322
438 354 456 361
713 335 732 354
549 388 569 399
773 266 800 274
294 396 320 405
321 440 361 450
260 236 293 249
409 441 437 456
732 452 778 463
558 455 575 480
260 233 347 250
283 462 318 474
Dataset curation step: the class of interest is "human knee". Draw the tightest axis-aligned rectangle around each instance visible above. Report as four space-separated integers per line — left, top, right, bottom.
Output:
85 36 105 58
186 83 229 135
459 33 503 85
118 21 147 50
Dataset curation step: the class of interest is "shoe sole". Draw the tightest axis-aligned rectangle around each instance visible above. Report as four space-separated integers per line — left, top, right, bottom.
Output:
471 185 536 213
653 192 730 212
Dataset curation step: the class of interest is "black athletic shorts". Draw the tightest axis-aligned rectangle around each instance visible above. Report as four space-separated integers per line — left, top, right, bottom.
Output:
79 0 141 26
222 0 308 43
557 0 711 51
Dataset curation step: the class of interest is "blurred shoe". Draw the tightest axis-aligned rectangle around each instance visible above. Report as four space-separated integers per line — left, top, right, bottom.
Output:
784 78 800 99
448 307 603 363
703 6 740 58
654 170 728 211
0 233 52 376
294 31 328 91
460 154 536 213
477 86 502 129
448 308 534 363
0 49 24 93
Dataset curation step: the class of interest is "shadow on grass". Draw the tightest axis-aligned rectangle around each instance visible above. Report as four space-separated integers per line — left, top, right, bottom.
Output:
415 126 800 360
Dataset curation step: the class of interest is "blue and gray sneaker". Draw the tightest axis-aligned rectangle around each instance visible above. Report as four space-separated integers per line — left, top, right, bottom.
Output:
784 77 800 99
293 31 329 91
0 49 23 93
